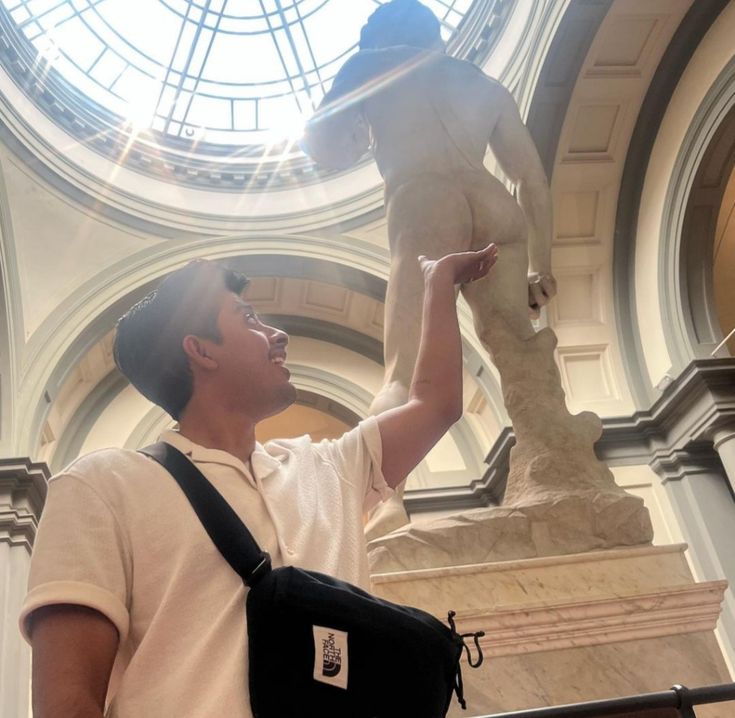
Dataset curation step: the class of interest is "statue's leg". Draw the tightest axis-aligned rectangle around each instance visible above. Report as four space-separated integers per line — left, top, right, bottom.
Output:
370 175 474 413
366 175 473 540
460 250 653 543
459 193 648 532
459 236 602 503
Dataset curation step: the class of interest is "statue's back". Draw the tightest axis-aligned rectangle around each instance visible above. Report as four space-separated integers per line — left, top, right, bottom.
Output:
342 48 504 184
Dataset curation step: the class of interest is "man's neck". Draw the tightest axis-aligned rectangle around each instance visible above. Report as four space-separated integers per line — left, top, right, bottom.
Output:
177 400 257 466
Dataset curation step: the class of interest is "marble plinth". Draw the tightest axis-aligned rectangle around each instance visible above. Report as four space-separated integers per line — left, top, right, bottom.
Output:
370 544 731 717
367 497 653 574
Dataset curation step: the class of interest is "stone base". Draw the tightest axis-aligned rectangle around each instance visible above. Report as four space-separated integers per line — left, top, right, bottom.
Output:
367 495 653 574
370 544 731 717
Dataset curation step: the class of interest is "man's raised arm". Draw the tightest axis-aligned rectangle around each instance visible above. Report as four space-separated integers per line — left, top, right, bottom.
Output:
375 244 498 489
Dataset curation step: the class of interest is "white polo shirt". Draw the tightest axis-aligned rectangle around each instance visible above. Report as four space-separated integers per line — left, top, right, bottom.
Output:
20 418 390 718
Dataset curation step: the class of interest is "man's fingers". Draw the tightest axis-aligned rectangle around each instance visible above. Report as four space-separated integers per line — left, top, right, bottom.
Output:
468 244 498 281
419 244 499 285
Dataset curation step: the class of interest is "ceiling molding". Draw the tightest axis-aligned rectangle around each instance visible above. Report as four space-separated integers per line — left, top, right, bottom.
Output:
295 390 362 430
259 314 383 366
13 237 388 457
119 366 374 452
526 0 613 180
50 370 128 473
430 359 735 515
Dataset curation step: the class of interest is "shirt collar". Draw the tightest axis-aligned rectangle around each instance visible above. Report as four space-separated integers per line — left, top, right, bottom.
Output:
159 429 282 481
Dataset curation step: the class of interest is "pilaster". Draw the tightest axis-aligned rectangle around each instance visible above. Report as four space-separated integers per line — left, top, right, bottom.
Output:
0 457 48 718
605 359 735 674
713 422 735 495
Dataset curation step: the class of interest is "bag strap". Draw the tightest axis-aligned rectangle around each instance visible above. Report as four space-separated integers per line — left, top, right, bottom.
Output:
140 442 272 587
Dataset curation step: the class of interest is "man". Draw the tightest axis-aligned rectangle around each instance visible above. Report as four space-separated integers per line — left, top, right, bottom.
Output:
302 0 556 537
20 244 497 717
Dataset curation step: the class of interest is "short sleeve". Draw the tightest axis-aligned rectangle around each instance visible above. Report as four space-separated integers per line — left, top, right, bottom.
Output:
317 416 393 512
19 473 131 643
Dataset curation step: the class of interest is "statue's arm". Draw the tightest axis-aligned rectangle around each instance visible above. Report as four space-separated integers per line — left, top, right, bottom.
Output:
488 83 554 285
301 57 371 170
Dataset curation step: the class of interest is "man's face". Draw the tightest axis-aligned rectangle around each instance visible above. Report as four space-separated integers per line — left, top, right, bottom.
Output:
205 290 297 419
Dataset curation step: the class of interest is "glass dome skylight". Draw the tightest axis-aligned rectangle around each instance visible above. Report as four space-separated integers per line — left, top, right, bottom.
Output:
2 0 473 147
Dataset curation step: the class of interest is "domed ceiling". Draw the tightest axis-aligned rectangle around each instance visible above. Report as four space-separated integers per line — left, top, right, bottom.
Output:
0 0 514 193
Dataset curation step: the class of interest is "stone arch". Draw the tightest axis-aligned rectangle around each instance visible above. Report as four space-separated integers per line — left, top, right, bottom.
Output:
677 102 735 357
18 237 503 461
612 0 732 400
0 155 21 455
15 236 388 456
659 58 735 369
0 270 12 454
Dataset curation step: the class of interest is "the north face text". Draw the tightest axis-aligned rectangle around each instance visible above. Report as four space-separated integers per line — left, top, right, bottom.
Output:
313 625 349 689
321 632 342 677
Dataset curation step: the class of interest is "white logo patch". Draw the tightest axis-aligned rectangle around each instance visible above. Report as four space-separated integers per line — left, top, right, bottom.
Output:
313 625 348 690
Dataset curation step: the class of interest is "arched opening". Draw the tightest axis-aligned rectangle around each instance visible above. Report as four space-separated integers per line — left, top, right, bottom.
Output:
680 103 735 357
713 163 735 356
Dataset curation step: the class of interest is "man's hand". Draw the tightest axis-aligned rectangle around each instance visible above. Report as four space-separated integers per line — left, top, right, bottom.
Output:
528 272 557 319
419 243 498 286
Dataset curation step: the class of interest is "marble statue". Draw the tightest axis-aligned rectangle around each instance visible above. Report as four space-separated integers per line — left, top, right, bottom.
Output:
303 0 653 556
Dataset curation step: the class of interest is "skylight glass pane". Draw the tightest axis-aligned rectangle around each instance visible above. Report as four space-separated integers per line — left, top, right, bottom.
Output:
0 0 476 146
10 5 29 23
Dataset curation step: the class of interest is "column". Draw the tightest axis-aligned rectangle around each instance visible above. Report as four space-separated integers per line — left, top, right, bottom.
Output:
0 458 48 718
713 422 735 496
652 447 735 676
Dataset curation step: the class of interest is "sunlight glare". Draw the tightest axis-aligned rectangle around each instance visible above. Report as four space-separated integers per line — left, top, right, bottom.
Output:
1 0 472 147
124 77 161 131
264 110 310 147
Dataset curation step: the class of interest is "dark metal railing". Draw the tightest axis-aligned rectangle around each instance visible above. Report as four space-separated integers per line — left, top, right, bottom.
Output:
476 682 735 718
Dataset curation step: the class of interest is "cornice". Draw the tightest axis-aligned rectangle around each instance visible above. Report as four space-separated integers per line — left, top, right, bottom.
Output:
406 359 735 511
0 456 49 550
453 580 728 657
455 0 517 71
405 427 513 514
599 359 735 463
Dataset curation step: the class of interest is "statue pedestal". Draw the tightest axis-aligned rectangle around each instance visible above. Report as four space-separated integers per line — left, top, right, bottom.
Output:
367 496 653 573
371 544 731 717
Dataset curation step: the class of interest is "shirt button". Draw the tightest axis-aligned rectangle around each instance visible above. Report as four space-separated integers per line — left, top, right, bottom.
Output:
286 547 295 556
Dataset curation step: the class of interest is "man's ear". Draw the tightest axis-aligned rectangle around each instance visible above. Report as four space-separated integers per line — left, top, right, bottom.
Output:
182 335 218 370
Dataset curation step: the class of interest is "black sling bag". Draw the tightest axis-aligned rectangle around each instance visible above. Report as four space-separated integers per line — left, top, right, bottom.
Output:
141 441 484 718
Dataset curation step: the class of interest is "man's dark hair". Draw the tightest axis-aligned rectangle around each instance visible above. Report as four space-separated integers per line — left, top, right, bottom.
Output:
113 260 249 420
359 0 441 51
